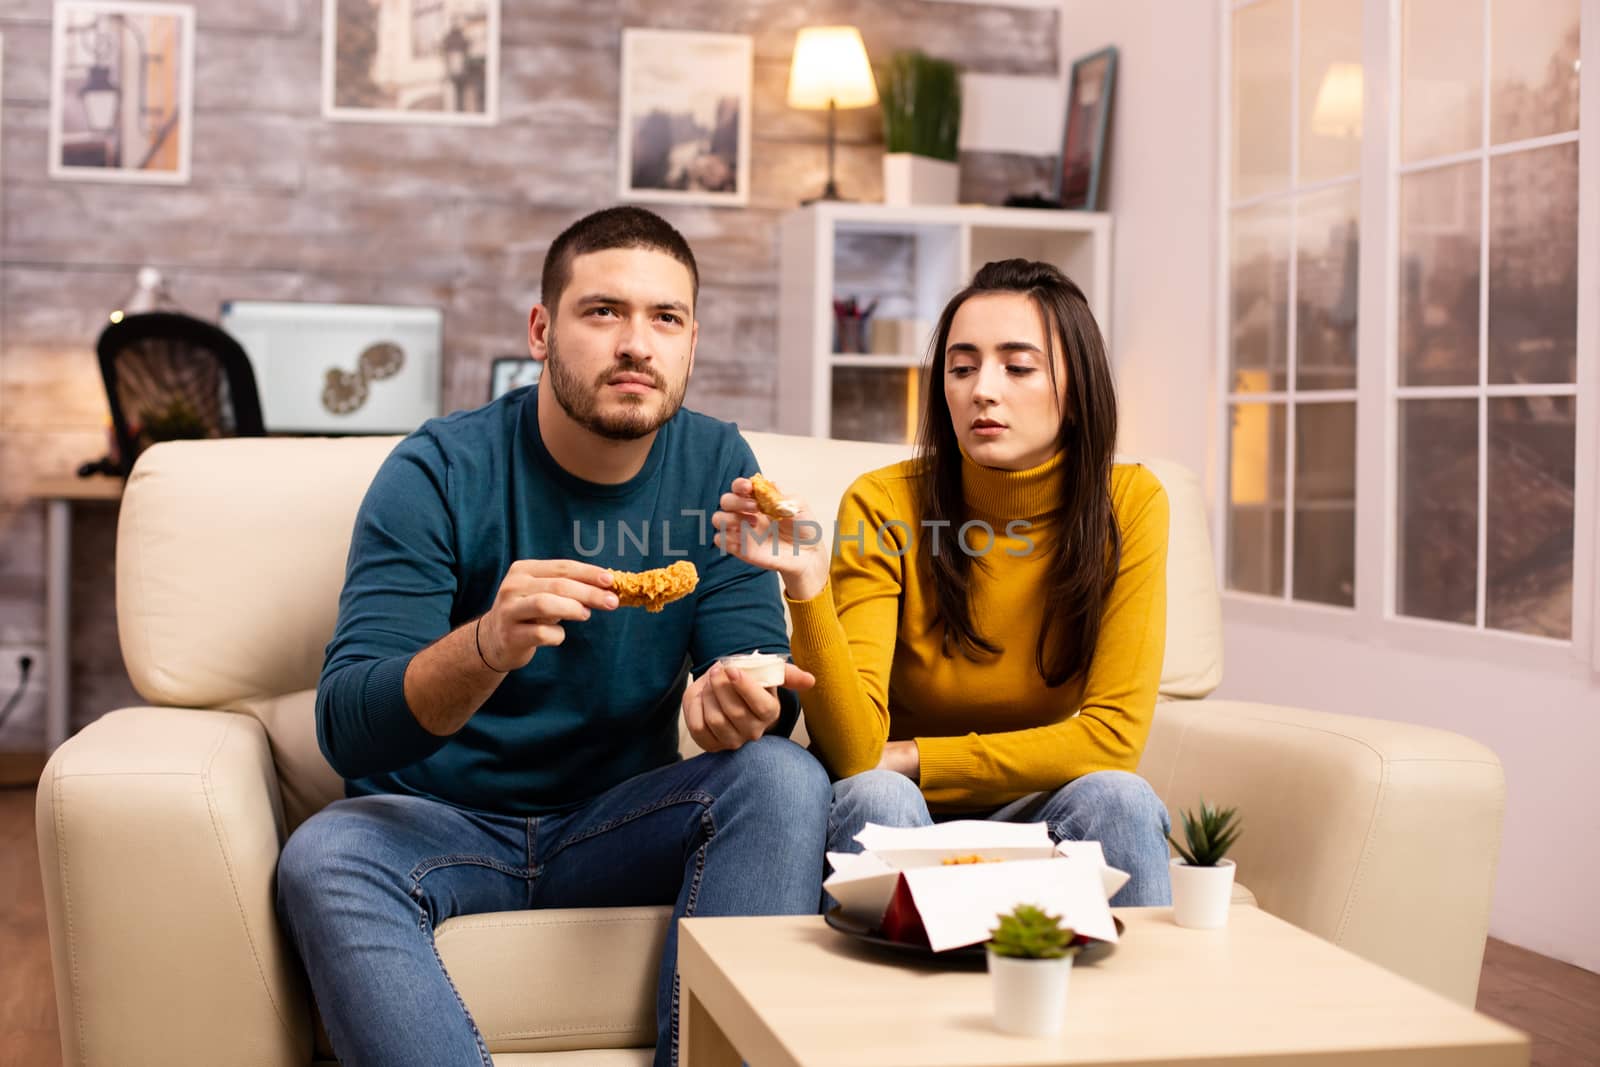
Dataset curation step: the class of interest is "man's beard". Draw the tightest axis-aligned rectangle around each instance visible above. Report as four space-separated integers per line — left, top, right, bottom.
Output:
543 331 688 441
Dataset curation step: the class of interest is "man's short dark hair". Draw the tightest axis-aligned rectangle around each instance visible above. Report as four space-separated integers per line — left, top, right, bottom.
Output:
540 206 700 316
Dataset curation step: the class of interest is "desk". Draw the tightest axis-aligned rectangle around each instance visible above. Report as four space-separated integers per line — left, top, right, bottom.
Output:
677 908 1529 1067
30 477 125 751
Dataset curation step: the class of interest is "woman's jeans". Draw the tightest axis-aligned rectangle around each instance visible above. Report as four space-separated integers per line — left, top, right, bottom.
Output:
827 768 1173 907
276 737 830 1067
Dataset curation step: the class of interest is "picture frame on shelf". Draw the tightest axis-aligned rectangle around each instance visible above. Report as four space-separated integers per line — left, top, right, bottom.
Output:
218 300 443 434
1057 45 1117 211
48 1 195 184
489 356 541 400
618 29 752 207
323 0 499 125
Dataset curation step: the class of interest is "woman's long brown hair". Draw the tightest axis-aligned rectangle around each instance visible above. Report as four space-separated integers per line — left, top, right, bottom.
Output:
915 259 1121 687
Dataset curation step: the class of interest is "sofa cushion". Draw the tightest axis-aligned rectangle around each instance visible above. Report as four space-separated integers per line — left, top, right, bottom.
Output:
1130 457 1223 698
308 908 666 1061
118 436 402 708
230 689 343 835
434 907 668 1055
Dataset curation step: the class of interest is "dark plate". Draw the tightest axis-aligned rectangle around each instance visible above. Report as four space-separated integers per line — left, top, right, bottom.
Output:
823 907 1122 967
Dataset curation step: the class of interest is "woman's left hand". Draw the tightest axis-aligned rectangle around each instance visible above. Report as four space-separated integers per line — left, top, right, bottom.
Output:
876 740 920 782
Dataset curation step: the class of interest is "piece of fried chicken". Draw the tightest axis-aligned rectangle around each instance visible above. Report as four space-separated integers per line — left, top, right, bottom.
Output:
608 560 699 612
749 473 800 519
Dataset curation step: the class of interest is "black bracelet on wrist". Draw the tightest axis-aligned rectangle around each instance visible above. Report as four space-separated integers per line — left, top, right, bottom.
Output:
475 615 506 673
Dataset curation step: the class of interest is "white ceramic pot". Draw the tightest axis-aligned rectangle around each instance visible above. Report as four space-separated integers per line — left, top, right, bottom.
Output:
882 153 960 206
986 948 1073 1037
1170 857 1236 929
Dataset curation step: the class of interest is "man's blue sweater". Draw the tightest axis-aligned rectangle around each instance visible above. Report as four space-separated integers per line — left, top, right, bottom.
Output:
315 386 796 816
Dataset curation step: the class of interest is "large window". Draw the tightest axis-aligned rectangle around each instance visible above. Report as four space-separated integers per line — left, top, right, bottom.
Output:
1393 0 1580 638
1227 0 1362 607
1222 0 1587 645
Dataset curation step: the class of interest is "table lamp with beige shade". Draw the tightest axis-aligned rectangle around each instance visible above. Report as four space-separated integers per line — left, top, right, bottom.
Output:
1311 62 1363 139
787 25 878 202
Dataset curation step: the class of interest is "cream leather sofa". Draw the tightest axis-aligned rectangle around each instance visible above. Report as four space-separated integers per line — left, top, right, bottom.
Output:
36 430 1506 1066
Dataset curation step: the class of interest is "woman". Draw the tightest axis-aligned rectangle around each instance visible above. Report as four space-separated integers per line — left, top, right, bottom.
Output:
713 259 1172 905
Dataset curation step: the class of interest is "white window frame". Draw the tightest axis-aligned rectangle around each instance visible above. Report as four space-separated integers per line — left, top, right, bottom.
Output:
1214 0 1600 676
1221 0 1362 607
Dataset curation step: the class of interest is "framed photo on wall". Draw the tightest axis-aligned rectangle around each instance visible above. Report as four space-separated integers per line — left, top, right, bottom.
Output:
323 0 500 125
618 29 752 207
48 1 195 184
1057 45 1117 211
489 356 541 400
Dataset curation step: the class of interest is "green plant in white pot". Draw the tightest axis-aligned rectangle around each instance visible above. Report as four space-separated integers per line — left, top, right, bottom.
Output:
879 50 961 205
985 904 1080 1036
1168 799 1243 929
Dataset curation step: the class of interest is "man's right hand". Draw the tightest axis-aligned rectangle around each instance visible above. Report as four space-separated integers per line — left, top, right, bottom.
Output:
477 560 620 672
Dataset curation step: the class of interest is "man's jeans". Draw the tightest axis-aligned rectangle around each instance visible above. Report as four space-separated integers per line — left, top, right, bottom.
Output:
276 737 830 1067
827 769 1173 906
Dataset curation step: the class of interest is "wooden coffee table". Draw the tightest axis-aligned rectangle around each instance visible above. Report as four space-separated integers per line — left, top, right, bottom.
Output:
677 906 1528 1066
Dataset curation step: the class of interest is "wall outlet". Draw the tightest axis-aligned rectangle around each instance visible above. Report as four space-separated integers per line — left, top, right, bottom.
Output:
0 645 48 746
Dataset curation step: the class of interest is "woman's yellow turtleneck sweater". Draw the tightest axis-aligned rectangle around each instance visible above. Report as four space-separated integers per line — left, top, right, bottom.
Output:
786 451 1169 811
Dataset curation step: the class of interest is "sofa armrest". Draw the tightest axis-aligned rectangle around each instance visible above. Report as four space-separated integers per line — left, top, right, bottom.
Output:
36 706 311 1067
1139 698 1505 1007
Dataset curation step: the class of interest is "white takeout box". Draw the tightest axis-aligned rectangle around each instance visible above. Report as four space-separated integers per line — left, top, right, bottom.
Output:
824 821 1129 952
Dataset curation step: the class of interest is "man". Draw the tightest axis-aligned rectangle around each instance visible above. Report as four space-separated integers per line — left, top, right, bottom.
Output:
276 206 829 1067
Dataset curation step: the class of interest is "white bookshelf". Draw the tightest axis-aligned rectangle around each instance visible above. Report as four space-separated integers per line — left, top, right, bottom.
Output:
777 202 1113 442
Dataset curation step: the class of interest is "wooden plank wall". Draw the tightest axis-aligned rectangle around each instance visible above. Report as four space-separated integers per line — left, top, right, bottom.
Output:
0 0 1059 746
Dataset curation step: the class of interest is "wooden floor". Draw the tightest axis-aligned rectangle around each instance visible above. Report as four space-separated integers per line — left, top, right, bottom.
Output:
1477 936 1600 1067
3 779 1597 1067
1 771 60 1067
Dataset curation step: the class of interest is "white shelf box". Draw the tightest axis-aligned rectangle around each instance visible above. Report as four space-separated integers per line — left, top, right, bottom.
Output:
779 202 1112 442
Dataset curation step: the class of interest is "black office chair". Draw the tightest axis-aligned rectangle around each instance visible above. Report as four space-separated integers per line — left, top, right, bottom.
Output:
92 312 265 476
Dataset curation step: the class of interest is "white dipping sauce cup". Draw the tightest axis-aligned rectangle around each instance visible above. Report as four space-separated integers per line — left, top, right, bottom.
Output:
716 651 787 687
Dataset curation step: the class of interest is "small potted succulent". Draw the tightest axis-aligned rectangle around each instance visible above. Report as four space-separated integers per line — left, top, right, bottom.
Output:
1168 798 1243 929
878 50 961 205
985 903 1080 1036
